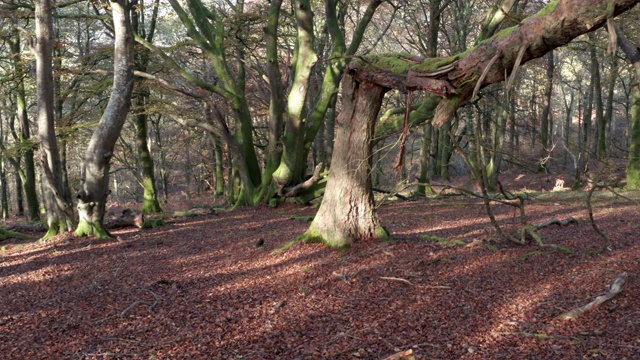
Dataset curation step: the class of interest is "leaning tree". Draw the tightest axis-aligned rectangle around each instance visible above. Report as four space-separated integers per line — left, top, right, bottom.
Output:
300 0 640 248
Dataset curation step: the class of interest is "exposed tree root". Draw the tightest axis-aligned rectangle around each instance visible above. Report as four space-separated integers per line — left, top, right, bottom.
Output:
557 272 628 320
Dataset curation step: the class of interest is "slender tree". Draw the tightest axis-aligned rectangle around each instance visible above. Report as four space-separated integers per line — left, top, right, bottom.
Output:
35 0 75 238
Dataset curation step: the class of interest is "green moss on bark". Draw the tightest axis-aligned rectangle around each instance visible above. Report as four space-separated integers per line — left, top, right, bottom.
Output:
75 220 111 238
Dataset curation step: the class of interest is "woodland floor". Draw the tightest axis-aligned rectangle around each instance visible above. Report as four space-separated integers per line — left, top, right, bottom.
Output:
1 182 640 359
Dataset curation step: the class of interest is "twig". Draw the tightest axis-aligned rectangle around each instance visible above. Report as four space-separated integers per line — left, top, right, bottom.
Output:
120 289 161 318
557 272 628 320
382 349 415 360
586 184 612 251
379 276 414 286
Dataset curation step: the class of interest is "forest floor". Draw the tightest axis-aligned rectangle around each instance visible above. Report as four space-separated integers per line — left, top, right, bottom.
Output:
1 178 640 359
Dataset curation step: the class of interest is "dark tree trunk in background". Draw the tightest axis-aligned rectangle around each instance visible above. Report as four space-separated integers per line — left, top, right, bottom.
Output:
614 25 640 188
539 50 554 171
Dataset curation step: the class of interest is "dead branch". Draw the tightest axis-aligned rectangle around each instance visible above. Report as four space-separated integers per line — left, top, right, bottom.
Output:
382 349 416 360
379 276 414 286
535 216 578 230
586 184 612 251
279 163 325 197
120 289 160 318
105 208 144 229
373 187 408 201
557 272 628 320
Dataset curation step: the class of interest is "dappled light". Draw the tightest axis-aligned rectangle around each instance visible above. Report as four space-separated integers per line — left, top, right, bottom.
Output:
2 194 640 358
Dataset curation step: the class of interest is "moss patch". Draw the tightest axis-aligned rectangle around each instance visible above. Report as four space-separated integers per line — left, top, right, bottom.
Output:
421 234 466 247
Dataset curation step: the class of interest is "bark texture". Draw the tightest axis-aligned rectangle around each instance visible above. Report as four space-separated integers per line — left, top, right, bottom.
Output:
299 75 388 248
35 0 75 238
349 0 639 128
306 0 639 246
76 0 134 238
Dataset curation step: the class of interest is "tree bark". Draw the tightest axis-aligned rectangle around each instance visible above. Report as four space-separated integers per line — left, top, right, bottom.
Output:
35 0 76 239
305 0 640 246
299 75 388 248
75 0 134 238
9 23 40 222
539 50 554 169
614 25 640 188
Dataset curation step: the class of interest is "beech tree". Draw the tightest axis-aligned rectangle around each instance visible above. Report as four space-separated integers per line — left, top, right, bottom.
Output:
615 25 640 188
300 0 640 247
75 0 134 237
35 0 75 238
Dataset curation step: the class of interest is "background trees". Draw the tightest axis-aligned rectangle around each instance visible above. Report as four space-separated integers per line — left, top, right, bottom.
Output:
0 0 638 242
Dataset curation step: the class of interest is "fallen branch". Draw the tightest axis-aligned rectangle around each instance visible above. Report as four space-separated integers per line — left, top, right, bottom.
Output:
557 272 628 320
379 276 414 286
280 163 325 198
382 349 416 360
105 208 144 229
373 187 408 200
534 216 578 230
120 289 161 318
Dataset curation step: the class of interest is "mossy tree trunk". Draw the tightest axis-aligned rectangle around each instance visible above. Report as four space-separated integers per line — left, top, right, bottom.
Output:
9 23 40 222
131 0 162 214
614 25 640 189
273 0 384 189
302 0 639 247
299 75 388 248
76 0 134 238
34 0 76 239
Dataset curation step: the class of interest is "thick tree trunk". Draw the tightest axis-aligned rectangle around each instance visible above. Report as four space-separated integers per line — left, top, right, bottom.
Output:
76 0 133 238
35 0 76 239
299 75 388 248
304 0 639 246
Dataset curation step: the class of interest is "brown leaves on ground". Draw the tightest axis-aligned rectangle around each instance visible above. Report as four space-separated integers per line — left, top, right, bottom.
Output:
1 193 640 359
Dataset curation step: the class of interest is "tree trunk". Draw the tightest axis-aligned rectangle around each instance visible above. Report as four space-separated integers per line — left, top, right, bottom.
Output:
133 98 162 213
9 24 40 221
602 57 619 157
303 0 640 246
35 0 75 239
614 25 640 188
299 75 388 248
589 33 605 158
75 0 134 238
539 50 554 170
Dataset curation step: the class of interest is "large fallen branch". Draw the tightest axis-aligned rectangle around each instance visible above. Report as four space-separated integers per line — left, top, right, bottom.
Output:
279 162 325 198
557 272 628 320
104 209 144 229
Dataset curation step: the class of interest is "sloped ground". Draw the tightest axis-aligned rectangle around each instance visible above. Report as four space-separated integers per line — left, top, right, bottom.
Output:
1 191 639 359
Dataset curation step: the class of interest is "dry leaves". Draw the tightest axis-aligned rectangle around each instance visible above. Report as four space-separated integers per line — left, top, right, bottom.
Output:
1 193 639 359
